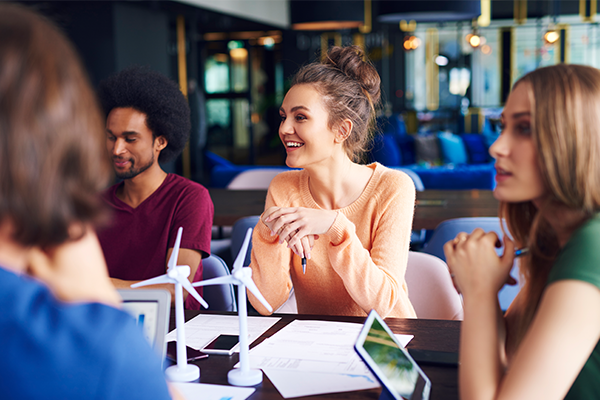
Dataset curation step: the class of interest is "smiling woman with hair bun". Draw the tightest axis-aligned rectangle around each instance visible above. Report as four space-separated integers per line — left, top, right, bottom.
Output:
247 45 417 318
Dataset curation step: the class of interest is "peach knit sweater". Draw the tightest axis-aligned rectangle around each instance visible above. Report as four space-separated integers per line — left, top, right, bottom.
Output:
248 163 417 318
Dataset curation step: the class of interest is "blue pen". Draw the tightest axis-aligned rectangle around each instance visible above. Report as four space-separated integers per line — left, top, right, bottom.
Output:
302 257 306 274
514 248 529 257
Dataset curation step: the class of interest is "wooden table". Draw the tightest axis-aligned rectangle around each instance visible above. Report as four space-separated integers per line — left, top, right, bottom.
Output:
210 189 269 227
174 311 461 400
209 188 499 230
414 189 499 230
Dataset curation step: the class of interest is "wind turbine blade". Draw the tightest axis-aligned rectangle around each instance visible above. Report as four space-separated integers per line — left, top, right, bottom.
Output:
232 228 253 273
243 276 273 312
167 227 184 272
131 274 172 288
181 278 209 309
192 276 235 287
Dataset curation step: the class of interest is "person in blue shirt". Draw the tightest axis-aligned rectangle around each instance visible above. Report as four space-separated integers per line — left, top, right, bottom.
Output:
445 64 600 400
0 4 177 400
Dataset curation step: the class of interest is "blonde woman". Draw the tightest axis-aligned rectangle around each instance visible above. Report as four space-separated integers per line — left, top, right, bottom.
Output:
445 64 600 400
248 46 416 318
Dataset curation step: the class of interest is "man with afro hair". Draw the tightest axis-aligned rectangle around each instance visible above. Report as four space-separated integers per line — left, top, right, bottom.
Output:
96 66 213 310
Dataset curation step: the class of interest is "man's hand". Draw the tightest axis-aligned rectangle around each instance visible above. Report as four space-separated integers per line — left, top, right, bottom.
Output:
107 248 203 304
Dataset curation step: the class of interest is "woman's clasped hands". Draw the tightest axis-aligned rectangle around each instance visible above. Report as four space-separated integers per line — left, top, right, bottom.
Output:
443 228 516 297
262 206 338 260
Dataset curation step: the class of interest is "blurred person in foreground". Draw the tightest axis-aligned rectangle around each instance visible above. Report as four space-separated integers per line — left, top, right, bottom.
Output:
445 64 600 400
0 4 179 399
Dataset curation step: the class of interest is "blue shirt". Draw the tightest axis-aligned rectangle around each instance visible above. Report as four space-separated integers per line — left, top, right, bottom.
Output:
0 266 171 400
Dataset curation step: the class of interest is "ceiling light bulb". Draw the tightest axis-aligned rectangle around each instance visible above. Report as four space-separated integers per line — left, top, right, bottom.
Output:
469 34 481 48
403 36 420 51
412 37 421 49
435 55 449 66
544 30 560 44
230 47 248 60
403 38 412 51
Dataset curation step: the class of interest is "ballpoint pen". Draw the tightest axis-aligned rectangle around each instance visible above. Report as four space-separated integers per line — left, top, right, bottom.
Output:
302 257 306 274
514 248 529 257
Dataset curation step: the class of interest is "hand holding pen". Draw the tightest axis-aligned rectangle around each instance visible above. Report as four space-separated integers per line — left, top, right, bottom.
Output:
514 247 529 258
444 231 521 295
261 206 333 274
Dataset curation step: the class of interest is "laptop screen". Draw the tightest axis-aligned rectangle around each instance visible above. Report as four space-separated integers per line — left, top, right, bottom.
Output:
118 289 171 362
121 300 160 345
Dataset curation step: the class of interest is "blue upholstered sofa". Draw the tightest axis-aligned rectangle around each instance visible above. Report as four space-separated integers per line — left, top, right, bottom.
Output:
368 114 498 190
205 151 290 188
206 114 499 190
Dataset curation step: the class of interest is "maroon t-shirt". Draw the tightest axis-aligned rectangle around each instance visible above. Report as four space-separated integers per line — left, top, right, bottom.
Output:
97 174 213 309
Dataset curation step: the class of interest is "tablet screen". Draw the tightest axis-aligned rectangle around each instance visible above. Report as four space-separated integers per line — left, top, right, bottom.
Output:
355 310 431 400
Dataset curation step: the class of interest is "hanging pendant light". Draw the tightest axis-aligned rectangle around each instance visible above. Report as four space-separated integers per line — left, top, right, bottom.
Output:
544 28 560 44
403 35 421 51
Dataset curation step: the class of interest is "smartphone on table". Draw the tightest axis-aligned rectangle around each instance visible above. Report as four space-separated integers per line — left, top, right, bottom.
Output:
200 334 240 355
166 341 208 362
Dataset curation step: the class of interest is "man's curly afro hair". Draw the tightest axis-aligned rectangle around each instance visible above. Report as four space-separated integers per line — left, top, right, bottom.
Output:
97 66 190 163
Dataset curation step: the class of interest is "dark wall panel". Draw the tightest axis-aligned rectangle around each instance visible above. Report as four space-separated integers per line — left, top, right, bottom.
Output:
114 3 170 76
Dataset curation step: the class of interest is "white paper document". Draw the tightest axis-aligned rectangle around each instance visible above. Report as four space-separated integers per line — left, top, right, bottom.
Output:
166 314 280 351
171 382 254 400
243 319 413 398
262 369 378 398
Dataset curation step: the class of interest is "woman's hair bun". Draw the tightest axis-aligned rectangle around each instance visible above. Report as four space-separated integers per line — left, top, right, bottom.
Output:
323 45 381 105
290 45 382 161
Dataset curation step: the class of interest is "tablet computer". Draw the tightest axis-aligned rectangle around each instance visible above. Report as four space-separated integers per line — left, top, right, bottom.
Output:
118 289 171 362
354 310 431 400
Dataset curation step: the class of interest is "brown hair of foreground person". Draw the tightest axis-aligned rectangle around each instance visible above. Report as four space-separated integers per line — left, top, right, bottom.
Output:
0 3 110 248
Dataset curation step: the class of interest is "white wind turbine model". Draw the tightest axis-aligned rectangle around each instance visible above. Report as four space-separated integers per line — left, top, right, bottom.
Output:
132 227 209 383
193 227 273 386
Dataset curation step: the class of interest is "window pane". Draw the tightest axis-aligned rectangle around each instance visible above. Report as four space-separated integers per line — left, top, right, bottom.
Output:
230 47 249 92
207 99 232 152
233 98 249 149
205 54 230 94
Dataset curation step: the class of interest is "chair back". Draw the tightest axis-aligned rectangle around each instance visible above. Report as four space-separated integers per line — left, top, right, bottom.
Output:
274 288 298 314
231 216 299 314
405 251 463 320
202 255 237 312
393 167 425 191
231 216 261 266
392 167 426 245
421 217 520 311
227 168 289 190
